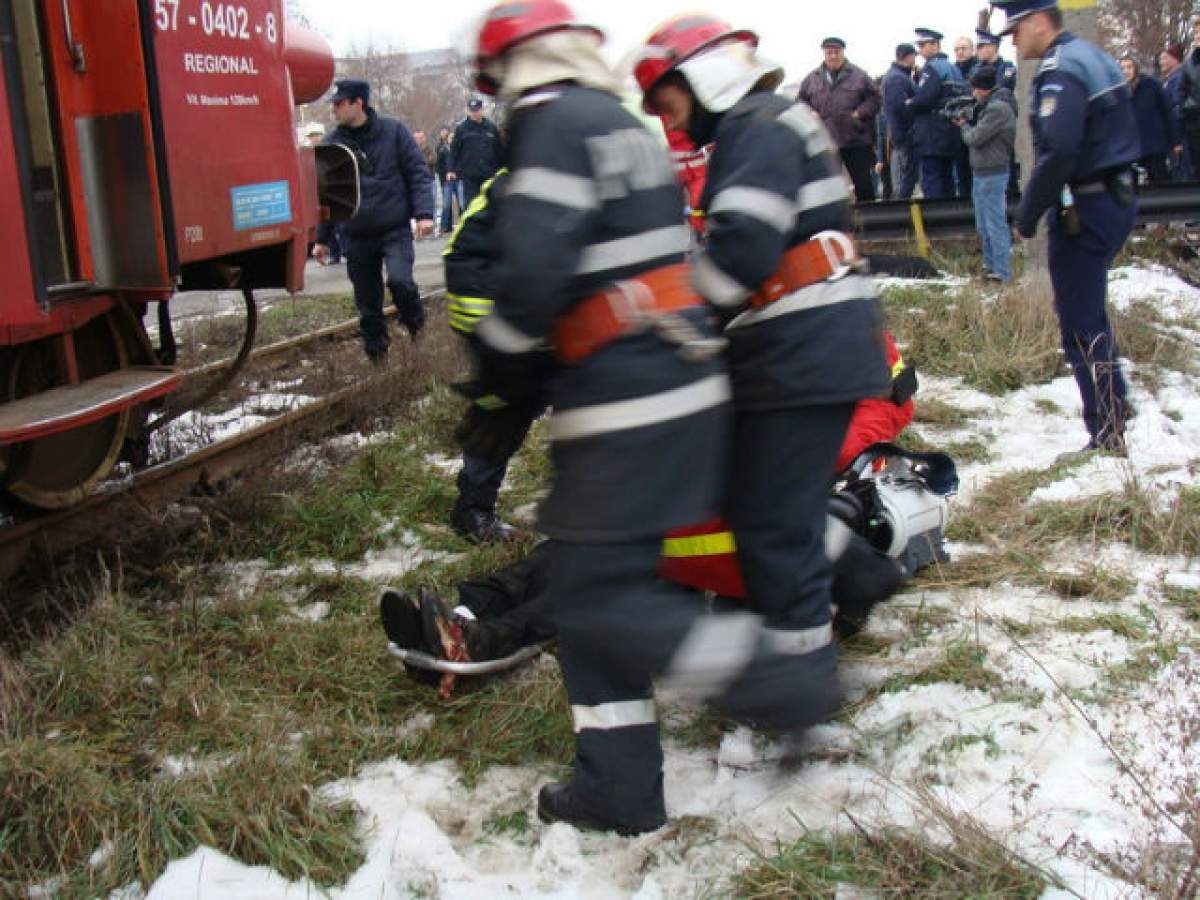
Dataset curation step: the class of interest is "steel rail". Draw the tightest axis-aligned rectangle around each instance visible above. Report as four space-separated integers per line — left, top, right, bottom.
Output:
851 182 1200 240
0 291 448 580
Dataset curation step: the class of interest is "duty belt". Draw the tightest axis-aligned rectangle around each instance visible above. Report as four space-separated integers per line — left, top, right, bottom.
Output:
749 230 866 309
553 263 722 365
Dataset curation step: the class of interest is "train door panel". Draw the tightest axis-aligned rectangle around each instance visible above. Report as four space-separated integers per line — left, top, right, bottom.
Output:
3 0 76 307
38 0 172 293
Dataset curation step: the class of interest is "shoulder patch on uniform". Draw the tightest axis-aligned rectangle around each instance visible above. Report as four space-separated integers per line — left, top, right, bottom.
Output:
513 89 562 110
1038 95 1057 117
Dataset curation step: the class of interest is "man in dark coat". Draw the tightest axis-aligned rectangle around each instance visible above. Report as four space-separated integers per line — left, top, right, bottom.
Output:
908 27 968 199
1177 14 1200 168
1120 55 1181 184
882 43 919 199
448 99 504 208
798 37 882 202
314 79 434 361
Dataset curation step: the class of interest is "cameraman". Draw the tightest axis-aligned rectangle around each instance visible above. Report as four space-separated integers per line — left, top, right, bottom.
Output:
956 66 1016 281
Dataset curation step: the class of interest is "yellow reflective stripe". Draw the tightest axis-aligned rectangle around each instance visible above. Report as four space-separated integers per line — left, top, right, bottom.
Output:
448 293 494 335
891 357 906 379
660 531 737 558
443 167 509 256
448 295 494 315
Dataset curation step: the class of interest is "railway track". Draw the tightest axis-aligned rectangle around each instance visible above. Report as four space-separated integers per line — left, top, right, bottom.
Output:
0 291 447 582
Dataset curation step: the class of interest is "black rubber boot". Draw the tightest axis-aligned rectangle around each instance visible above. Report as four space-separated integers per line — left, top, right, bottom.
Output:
451 506 515 543
536 781 666 837
380 588 423 648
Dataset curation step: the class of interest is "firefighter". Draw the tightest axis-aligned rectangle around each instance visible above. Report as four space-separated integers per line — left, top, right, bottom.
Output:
467 0 863 836
634 10 891 712
442 167 545 542
995 0 1139 453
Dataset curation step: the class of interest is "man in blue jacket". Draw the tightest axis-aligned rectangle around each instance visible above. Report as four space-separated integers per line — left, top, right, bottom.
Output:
315 79 435 362
908 27 968 199
882 43 919 199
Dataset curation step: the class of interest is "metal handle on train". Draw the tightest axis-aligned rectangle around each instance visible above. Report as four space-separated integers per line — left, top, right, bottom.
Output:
61 0 86 73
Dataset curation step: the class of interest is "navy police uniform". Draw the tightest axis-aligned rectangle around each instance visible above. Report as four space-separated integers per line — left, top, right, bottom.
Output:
909 33 968 199
1004 4 1140 449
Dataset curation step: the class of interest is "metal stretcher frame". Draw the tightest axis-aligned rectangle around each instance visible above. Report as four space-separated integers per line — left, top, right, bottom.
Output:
387 640 551 675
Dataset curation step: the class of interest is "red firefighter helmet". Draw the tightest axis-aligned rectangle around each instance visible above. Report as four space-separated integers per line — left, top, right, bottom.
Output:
474 0 603 94
633 14 758 109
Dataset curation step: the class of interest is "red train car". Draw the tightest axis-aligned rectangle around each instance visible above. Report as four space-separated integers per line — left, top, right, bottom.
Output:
0 0 339 508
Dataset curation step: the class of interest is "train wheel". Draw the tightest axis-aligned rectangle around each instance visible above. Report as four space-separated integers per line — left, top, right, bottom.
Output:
2 314 131 509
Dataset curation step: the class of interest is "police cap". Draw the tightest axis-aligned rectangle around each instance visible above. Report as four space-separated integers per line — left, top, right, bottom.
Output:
331 79 369 104
821 36 846 49
975 29 1001 46
914 27 943 44
467 98 483 110
992 0 1059 36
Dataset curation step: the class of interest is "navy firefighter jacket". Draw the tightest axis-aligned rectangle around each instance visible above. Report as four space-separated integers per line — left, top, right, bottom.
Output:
475 84 731 544
1016 31 1140 236
689 91 890 412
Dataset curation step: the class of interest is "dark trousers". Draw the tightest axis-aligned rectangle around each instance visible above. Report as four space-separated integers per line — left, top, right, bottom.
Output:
727 403 855 630
461 176 487 210
1047 190 1136 447
891 142 919 200
550 536 840 826
456 454 508 514
919 155 955 199
1184 123 1200 179
344 227 423 356
953 144 973 197
454 403 540 514
457 541 556 657
840 145 877 202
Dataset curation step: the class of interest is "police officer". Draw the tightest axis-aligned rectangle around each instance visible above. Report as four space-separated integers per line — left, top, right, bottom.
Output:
315 79 434 361
997 0 1139 453
467 0 740 836
635 5 890 750
882 43 920 199
908 27 969 198
975 29 1017 91
448 98 503 209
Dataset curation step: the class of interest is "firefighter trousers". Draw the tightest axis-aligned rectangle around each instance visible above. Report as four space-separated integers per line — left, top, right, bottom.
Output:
727 403 856 632
549 537 841 828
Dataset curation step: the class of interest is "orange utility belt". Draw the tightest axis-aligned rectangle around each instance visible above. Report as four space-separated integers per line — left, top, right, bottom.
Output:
749 230 863 309
553 262 702 365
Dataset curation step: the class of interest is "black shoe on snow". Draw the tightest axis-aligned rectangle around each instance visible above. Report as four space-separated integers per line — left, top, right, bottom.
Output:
451 506 515 543
380 588 423 648
536 782 665 836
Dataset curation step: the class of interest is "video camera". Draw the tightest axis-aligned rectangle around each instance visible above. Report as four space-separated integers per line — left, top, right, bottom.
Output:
939 95 977 124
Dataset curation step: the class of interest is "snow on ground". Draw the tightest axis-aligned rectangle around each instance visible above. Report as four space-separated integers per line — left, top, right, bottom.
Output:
1107 264 1200 321
136 265 1200 899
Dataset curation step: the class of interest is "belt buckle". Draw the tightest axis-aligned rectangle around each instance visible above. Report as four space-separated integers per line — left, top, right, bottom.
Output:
812 230 859 282
604 278 654 328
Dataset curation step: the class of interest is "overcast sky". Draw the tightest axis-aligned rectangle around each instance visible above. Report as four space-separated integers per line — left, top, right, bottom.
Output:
295 0 1001 81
